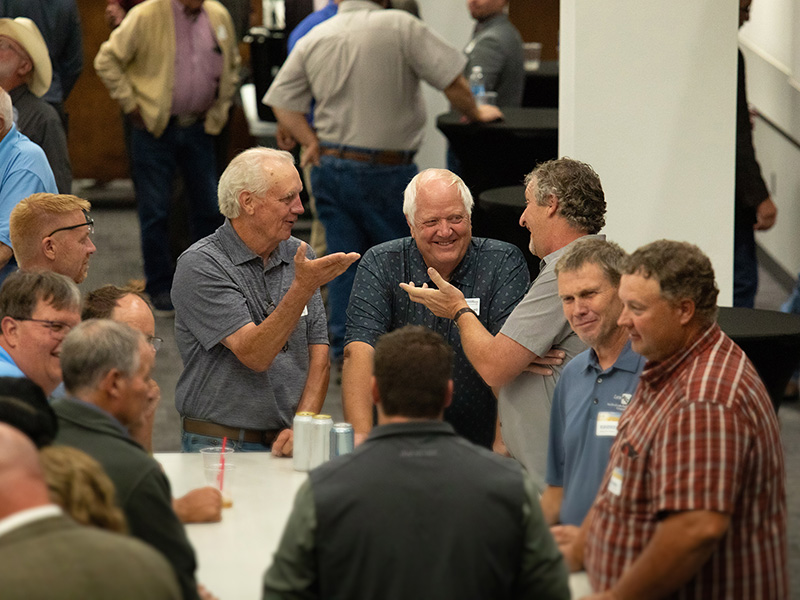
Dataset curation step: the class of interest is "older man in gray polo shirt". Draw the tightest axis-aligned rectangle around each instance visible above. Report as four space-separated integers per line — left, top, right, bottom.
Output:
263 0 502 370
171 147 359 455
401 158 606 489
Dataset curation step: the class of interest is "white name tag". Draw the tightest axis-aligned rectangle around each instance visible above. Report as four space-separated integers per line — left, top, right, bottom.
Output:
465 297 481 316
217 25 228 41
596 412 621 437
607 467 623 496
301 305 308 317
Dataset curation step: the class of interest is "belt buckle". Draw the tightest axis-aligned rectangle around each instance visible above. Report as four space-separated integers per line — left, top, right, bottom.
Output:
176 113 199 128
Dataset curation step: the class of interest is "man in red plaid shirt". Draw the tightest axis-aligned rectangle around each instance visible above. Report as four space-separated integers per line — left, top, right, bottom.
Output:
565 240 787 599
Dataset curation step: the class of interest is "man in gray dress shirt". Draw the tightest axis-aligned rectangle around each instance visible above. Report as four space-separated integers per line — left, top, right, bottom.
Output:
172 148 358 455
401 158 607 488
464 0 525 107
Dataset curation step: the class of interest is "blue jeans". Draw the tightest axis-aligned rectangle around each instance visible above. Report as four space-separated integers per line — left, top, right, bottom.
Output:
180 431 269 453
311 155 416 359
733 218 758 308
130 119 223 298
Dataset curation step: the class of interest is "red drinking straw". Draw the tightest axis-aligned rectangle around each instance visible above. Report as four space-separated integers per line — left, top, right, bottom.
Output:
218 437 227 492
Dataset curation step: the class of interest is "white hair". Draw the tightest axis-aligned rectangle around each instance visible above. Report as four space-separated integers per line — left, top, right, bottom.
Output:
0 87 12 135
217 147 295 218
402 168 473 224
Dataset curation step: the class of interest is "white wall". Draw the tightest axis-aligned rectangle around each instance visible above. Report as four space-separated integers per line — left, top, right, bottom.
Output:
560 2 738 304
414 0 473 170
739 0 800 278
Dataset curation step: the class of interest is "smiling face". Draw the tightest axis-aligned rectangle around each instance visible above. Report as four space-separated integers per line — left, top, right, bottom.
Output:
617 272 691 362
247 160 304 253
558 262 623 349
408 178 472 279
6 298 81 395
519 178 553 258
45 210 96 283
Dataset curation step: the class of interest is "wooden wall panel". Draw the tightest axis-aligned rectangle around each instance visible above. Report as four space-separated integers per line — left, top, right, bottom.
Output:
509 0 559 60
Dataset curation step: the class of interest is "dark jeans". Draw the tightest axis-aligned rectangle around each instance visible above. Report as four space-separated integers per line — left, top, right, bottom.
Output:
733 218 758 308
129 120 223 298
311 155 416 359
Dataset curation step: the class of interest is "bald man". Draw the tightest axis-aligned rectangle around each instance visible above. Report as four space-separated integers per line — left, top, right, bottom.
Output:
82 284 223 524
0 422 181 599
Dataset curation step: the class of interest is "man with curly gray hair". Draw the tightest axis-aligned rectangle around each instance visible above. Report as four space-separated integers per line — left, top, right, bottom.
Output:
402 157 606 488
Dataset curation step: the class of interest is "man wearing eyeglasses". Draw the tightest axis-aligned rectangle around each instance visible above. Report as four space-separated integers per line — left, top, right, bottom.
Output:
0 270 81 396
9 192 96 284
343 169 531 450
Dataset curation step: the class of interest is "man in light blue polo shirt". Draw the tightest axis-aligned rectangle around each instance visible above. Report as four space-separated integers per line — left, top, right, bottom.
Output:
0 86 58 282
541 238 645 537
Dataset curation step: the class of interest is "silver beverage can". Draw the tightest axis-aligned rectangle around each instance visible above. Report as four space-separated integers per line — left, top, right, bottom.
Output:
292 412 316 472
309 414 334 469
329 422 355 457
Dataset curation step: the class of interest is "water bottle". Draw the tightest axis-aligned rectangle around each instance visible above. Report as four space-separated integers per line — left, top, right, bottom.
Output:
469 66 485 100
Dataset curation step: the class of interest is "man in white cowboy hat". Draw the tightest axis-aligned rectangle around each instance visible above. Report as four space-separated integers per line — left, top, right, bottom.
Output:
0 86 57 282
0 17 71 194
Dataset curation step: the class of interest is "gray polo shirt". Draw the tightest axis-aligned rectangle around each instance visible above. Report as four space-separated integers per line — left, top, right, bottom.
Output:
264 0 466 150
497 235 604 487
172 220 328 430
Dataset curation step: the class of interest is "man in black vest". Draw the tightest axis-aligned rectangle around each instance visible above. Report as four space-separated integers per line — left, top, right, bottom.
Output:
263 325 569 600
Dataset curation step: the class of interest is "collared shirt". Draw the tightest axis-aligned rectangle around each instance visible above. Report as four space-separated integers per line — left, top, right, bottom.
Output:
0 345 25 378
463 12 525 107
546 340 645 525
170 0 224 115
173 219 328 429
584 324 788 598
265 0 465 151
496 236 602 485
345 236 529 448
0 505 62 539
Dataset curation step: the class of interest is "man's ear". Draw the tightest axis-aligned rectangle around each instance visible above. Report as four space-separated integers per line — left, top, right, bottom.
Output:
677 298 696 326
41 235 57 260
16 59 32 79
99 368 125 402
239 191 256 215
0 316 20 346
545 195 559 217
371 376 380 407
443 379 453 410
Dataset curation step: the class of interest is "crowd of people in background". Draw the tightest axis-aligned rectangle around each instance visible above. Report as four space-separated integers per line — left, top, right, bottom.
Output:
0 0 790 599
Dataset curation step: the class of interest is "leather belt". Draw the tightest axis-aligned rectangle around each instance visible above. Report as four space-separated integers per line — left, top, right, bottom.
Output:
182 417 280 446
320 145 415 166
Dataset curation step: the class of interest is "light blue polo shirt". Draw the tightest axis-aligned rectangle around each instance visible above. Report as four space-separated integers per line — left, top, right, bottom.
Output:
546 340 645 525
0 345 26 379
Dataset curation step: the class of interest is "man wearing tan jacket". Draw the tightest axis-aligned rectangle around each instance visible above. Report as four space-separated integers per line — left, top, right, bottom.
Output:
94 0 239 314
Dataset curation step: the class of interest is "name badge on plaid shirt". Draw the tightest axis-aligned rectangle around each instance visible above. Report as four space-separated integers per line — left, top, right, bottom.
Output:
607 467 623 496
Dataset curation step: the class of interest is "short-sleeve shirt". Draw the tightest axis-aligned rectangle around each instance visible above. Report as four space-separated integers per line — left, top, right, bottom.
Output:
545 340 644 526
345 237 529 448
464 13 525 107
584 324 787 598
496 236 600 485
264 0 466 151
172 220 328 430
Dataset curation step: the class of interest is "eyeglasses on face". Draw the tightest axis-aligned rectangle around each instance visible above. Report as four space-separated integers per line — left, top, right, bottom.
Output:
147 335 164 352
46 210 95 238
11 317 73 337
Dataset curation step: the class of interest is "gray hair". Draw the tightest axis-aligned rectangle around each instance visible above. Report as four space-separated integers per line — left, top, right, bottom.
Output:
0 87 12 134
403 168 473 224
0 270 80 320
217 147 295 219
525 158 606 234
555 238 627 287
61 320 144 395
622 240 719 325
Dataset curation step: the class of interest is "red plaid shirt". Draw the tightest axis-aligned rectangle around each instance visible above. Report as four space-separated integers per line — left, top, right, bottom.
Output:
584 323 787 599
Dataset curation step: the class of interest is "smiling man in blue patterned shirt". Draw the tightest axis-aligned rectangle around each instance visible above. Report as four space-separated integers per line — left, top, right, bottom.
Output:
342 169 530 448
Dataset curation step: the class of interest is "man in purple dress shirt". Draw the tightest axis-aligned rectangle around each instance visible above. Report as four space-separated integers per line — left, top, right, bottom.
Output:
95 0 239 314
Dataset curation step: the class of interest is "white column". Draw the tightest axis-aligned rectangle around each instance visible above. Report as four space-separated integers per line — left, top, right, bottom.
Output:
560 2 739 304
